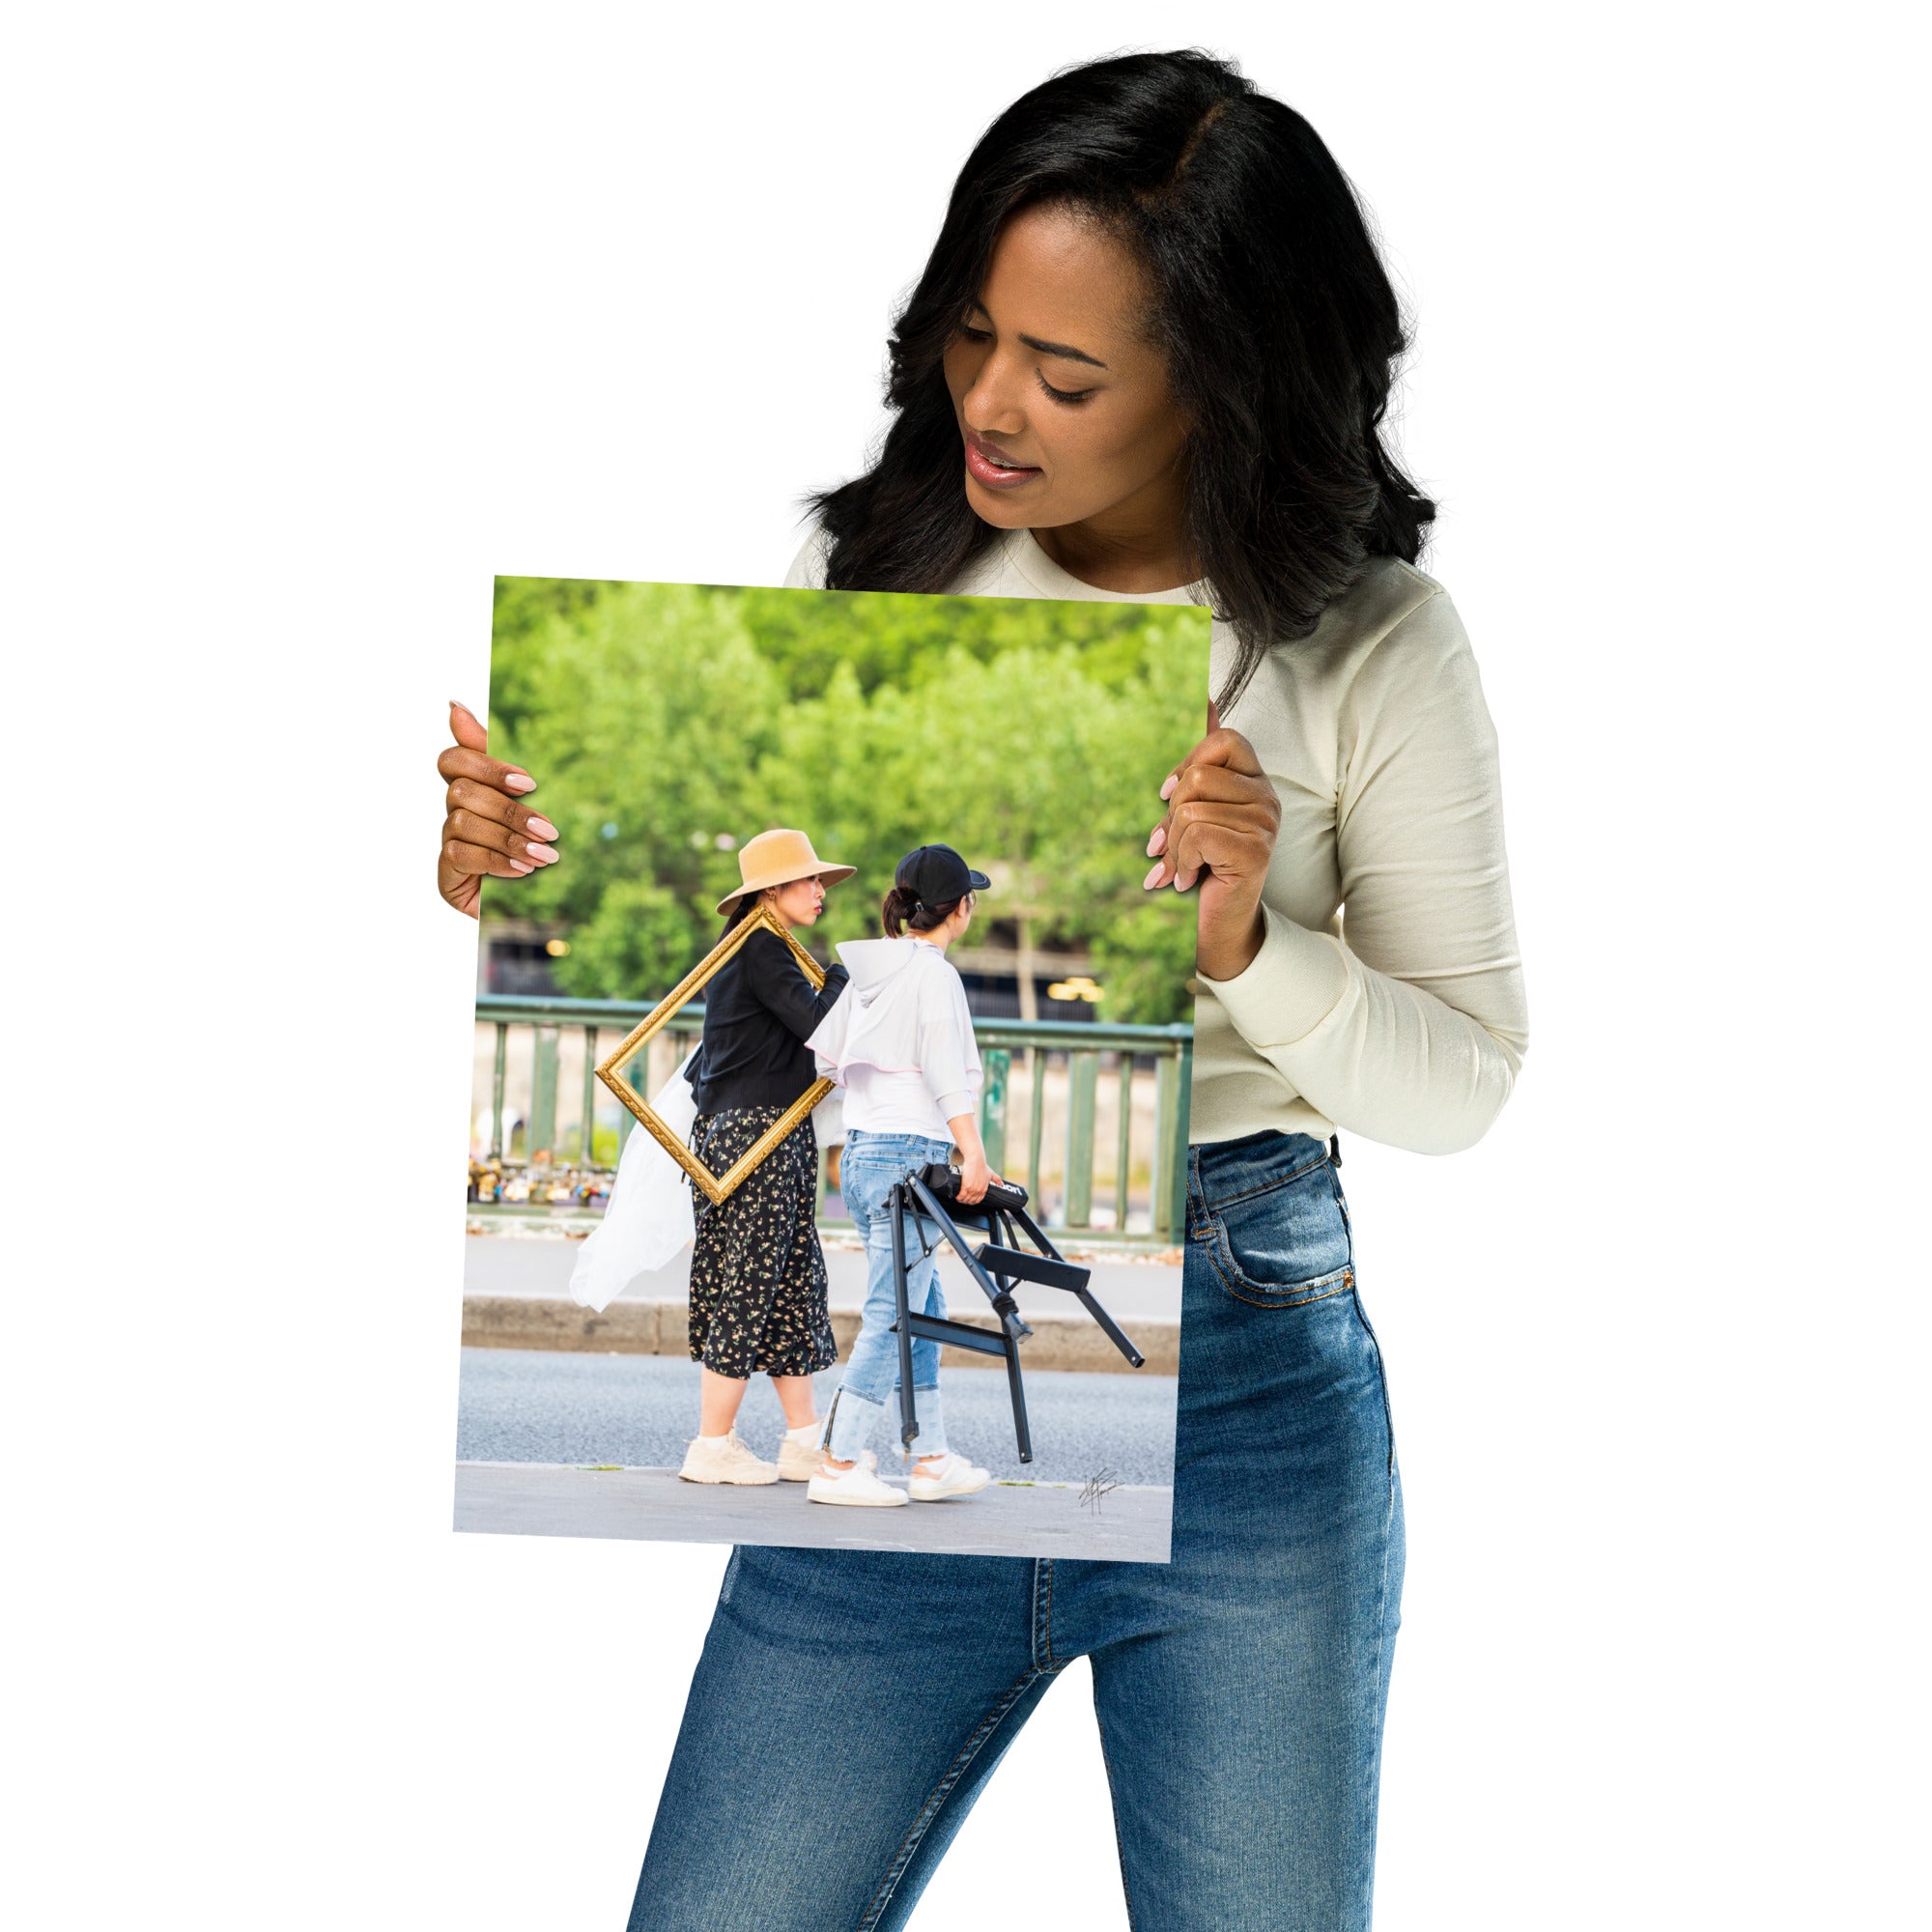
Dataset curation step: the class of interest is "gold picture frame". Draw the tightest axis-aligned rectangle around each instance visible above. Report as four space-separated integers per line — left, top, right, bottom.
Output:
595 900 836 1206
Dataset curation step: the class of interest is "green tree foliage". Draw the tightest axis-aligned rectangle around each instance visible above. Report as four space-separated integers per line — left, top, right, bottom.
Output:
551 879 693 1004
726 585 1179 702
484 580 1210 1023
484 582 781 944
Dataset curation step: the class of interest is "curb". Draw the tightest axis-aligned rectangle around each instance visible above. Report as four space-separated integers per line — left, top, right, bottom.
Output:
464 1214 1181 1268
461 1295 1179 1376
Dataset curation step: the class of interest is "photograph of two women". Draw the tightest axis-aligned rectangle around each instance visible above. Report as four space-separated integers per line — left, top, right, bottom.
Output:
451 575 1211 1563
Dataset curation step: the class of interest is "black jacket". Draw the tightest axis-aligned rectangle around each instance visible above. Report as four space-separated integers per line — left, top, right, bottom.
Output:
689 925 850 1113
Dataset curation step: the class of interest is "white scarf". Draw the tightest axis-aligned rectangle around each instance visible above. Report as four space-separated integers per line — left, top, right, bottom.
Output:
566 1051 700 1313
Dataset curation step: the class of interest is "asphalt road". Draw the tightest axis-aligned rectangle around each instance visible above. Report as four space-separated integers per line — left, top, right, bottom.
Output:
455 1347 1178 1488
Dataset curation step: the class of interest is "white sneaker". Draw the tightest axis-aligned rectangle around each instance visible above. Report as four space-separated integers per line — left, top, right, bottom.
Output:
807 1455 909 1507
678 1431 780 1486
776 1431 827 1482
908 1452 992 1502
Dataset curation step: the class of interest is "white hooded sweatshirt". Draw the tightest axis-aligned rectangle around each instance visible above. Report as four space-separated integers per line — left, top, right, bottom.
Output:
808 935 981 1141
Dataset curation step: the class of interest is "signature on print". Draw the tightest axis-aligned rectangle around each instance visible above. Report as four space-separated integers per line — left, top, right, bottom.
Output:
1079 1467 1122 1512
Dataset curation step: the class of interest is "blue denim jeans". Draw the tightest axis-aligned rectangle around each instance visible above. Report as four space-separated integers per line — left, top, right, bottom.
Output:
823 1129 957 1465
631 1131 1405 1931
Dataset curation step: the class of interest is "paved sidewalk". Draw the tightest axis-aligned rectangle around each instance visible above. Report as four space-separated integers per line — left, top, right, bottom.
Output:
464 1231 1184 1319
454 1461 1173 1563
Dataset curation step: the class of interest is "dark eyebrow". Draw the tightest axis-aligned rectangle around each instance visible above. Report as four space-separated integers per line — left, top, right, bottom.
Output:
1018 333 1107 370
966 301 1108 370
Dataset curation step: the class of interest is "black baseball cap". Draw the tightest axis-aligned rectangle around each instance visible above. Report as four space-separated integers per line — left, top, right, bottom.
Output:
895 844 990 909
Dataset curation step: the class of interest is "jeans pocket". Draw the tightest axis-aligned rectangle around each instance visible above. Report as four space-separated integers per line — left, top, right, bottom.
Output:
1199 1157 1354 1309
840 1156 900 1222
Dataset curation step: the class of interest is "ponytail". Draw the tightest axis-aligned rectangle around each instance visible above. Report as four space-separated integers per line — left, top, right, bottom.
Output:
882 886 967 937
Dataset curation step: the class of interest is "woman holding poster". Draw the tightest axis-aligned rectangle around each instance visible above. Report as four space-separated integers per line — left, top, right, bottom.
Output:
437 47 1528 1932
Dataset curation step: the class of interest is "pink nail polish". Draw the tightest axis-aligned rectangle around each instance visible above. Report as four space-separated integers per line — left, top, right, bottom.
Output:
1159 774 1178 800
526 815 558 840
1146 825 1167 858
526 842 560 864
508 861 534 875
1143 862 1166 890
504 772 537 794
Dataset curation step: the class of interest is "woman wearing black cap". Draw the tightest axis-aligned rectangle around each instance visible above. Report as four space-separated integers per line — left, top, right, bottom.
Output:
802 844 1000 1507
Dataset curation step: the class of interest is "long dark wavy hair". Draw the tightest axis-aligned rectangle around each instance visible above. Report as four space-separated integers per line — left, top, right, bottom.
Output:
808 49 1435 709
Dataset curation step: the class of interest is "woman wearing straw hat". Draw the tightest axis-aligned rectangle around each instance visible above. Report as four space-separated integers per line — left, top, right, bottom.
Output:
675 827 856 1487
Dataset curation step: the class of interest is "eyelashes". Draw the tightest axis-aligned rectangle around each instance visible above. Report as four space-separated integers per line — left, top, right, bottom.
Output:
1036 372 1094 407
955 325 1094 407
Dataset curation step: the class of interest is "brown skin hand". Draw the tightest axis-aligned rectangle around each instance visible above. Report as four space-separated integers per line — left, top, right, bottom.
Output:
1144 701 1279 982
436 699 559 919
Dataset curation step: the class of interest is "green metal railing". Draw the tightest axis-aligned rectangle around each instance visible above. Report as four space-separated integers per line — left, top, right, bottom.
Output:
473 994 1194 1241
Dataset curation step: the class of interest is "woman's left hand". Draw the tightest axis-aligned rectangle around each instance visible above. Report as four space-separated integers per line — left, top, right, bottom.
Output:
1143 700 1281 981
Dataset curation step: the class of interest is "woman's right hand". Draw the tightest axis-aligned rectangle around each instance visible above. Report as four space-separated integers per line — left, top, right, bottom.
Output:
436 699 560 919
956 1147 998 1206
948 1113 1001 1205
1144 698 1280 981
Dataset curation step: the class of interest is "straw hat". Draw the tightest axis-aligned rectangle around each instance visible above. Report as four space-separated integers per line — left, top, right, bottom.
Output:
714 828 857 915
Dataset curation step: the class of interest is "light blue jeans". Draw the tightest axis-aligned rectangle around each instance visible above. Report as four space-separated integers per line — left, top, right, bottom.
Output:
632 1130 1406 1929
822 1129 956 1464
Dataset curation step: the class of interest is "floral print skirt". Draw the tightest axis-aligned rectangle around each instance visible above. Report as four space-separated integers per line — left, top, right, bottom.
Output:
686 1105 838 1380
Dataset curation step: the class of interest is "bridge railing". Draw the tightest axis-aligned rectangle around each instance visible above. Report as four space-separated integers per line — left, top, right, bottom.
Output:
472 994 1194 1242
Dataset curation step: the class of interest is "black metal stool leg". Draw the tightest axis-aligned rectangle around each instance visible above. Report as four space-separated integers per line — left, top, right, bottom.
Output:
1004 1332 1033 1463
890 1182 918 1451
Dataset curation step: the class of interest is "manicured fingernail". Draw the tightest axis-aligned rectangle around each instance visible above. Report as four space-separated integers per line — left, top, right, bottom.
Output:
525 842 559 864
1174 870 1194 892
504 772 536 794
526 815 558 840
508 861 534 875
1143 862 1166 890
1145 825 1167 858
1159 773 1179 800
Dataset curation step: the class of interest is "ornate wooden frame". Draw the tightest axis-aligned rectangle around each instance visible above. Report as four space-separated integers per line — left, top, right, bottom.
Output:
594 900 836 1206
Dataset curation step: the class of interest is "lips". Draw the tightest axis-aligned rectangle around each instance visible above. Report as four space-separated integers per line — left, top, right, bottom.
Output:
963 432 1042 489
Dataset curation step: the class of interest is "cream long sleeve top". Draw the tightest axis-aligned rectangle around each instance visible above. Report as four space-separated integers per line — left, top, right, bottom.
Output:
784 526 1528 1157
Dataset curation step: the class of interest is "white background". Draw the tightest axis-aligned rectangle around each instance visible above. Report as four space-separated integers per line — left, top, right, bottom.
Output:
8 4 1925 1926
